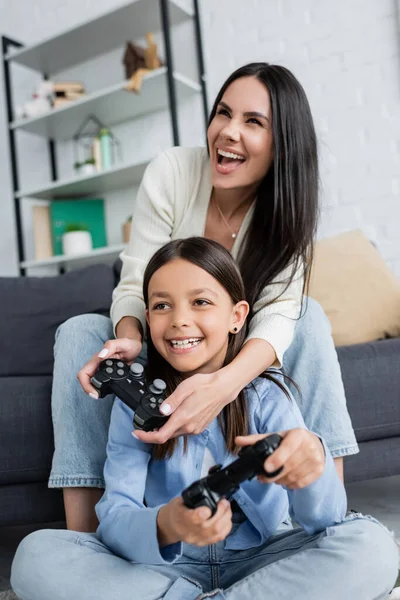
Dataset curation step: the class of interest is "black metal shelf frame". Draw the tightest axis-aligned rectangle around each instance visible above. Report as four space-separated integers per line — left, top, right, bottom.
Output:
2 0 209 275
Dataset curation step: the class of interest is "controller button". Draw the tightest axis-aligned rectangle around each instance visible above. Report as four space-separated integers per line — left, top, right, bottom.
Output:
117 361 124 368
106 367 113 374
134 414 144 425
150 403 156 409
105 360 113 366
130 363 144 377
150 379 167 394
117 369 125 376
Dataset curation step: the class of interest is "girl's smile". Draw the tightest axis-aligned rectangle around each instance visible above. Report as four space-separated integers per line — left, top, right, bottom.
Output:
167 336 204 353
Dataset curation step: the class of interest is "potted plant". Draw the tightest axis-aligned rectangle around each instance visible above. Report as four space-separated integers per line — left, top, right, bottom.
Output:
81 157 96 176
62 223 93 256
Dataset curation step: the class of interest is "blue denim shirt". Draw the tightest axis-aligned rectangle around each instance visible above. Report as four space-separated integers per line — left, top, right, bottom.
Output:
96 374 347 565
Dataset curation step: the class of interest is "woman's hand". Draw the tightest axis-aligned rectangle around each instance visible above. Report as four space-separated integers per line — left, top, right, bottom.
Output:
235 429 326 490
133 371 234 444
157 496 232 548
77 337 142 397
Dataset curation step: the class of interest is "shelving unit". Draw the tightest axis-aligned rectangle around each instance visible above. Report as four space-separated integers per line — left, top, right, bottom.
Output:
2 0 208 274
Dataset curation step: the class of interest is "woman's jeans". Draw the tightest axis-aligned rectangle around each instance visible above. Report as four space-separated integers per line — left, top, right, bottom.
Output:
11 515 399 600
49 297 359 489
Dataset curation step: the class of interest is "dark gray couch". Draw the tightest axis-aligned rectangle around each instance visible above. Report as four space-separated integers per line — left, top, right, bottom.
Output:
1 262 400 528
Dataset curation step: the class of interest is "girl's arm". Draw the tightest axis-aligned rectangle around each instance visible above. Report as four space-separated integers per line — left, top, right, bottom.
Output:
96 400 183 565
239 378 347 532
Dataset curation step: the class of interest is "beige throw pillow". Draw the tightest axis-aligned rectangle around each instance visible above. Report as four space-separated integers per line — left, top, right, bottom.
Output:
307 230 400 347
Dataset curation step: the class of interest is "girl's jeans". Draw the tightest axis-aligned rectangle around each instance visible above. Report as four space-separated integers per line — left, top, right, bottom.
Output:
49 297 358 488
11 515 399 600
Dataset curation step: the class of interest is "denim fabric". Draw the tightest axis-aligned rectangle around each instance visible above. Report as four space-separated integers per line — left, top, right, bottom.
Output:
49 298 358 488
11 515 399 600
95 387 346 564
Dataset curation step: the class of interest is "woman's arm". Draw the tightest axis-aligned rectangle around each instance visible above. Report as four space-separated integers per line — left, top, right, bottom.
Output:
110 150 177 335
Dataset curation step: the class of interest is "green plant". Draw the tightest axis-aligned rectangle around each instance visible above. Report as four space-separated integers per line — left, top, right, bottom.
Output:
64 223 89 233
84 158 96 164
73 161 81 169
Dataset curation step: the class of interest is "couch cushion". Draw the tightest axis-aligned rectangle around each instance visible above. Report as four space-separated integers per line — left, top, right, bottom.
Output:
0 263 114 376
337 337 400 442
308 230 400 346
0 375 53 485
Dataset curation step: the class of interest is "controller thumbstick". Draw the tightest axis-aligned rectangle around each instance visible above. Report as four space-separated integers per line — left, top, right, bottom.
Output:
130 363 144 377
150 378 167 394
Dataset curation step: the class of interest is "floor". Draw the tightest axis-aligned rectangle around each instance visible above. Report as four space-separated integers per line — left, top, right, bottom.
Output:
1 476 399 596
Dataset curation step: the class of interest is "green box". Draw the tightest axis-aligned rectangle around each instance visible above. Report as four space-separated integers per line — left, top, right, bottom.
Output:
50 198 107 256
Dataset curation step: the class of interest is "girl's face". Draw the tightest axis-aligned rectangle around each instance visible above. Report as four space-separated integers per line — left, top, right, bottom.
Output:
207 76 274 193
146 259 248 377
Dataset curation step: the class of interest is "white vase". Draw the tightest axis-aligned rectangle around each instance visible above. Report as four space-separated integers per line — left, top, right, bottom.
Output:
81 163 96 176
62 230 92 256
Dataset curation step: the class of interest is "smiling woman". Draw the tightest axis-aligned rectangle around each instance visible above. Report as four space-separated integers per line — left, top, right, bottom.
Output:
48 62 359 535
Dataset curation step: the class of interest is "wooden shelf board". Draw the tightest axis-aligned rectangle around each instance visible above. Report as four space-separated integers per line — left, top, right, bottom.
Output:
17 160 149 200
10 69 200 139
6 0 193 74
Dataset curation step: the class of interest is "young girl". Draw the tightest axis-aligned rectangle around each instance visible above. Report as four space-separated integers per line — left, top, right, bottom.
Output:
12 238 398 600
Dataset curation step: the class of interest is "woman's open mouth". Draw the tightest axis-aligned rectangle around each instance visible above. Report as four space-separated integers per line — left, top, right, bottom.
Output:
216 148 246 174
168 337 203 354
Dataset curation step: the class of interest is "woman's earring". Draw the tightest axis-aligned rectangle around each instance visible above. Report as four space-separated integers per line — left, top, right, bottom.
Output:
233 327 238 333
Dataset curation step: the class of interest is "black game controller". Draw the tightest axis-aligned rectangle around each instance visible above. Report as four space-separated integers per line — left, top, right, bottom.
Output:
91 358 169 432
182 434 283 516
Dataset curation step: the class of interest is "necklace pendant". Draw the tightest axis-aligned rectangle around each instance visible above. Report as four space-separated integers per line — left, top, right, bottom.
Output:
232 233 236 239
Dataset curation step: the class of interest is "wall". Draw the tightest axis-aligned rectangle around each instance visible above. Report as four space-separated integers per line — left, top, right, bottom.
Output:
0 0 399 276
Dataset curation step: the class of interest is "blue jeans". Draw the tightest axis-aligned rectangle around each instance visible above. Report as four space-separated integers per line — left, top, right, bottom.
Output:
49 297 358 488
11 515 399 599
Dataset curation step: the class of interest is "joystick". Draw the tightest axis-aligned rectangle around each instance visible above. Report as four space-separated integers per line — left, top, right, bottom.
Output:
182 434 283 516
91 359 168 431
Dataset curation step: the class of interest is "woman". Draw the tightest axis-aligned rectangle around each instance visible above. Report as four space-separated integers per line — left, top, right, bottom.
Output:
49 63 358 532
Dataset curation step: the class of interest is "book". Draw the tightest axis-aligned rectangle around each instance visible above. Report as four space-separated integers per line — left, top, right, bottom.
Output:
53 98 73 109
32 205 53 259
54 90 86 100
52 81 85 93
50 198 107 256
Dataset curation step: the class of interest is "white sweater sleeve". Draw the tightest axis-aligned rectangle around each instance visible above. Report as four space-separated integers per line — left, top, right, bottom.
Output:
110 150 178 334
245 261 305 367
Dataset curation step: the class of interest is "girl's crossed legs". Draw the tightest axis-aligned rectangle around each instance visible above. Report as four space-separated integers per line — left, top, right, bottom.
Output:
11 516 398 600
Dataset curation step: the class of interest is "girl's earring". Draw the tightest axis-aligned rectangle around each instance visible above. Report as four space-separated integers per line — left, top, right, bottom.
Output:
232 327 238 333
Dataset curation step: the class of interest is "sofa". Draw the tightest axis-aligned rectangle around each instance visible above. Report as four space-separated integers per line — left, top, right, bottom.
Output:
1 259 400 528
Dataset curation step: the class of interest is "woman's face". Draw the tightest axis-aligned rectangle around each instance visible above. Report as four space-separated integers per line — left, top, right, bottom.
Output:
207 76 274 192
146 259 248 378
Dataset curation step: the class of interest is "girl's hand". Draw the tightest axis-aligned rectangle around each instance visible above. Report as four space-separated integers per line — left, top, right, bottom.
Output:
77 338 142 397
157 496 232 548
235 429 326 489
133 371 234 444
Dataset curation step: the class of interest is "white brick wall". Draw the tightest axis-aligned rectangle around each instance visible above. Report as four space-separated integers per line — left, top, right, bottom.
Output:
0 0 399 275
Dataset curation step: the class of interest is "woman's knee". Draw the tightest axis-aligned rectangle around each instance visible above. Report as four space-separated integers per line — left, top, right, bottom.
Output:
56 313 112 343
297 296 332 340
54 313 113 360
